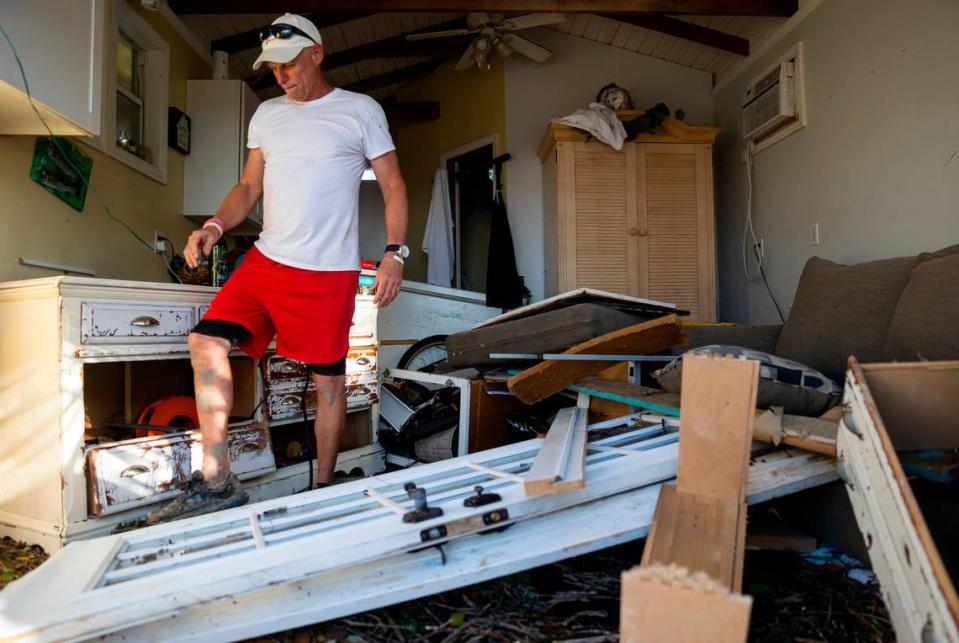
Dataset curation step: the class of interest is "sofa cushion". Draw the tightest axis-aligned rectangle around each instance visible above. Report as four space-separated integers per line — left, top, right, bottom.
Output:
882 251 959 362
652 344 841 416
775 255 921 382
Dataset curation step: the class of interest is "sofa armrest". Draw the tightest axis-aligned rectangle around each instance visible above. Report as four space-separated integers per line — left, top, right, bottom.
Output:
670 324 783 356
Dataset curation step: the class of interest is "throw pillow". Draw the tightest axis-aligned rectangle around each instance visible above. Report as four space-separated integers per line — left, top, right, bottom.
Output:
774 255 921 382
652 344 842 417
882 252 959 362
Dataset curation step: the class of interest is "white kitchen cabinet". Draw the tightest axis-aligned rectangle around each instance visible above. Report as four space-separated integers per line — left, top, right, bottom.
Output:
0 0 104 135
0 276 382 551
184 79 262 225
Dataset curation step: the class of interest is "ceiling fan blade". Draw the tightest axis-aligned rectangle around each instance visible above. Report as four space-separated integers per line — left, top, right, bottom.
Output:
502 12 566 31
506 34 552 63
406 28 471 41
454 40 479 71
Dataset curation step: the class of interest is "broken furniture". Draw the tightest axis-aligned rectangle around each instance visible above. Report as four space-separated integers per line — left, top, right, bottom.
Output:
838 358 959 643
678 243 959 384
539 114 719 320
621 354 759 643
0 276 382 551
380 368 532 464
0 412 838 642
446 300 679 368
507 315 687 404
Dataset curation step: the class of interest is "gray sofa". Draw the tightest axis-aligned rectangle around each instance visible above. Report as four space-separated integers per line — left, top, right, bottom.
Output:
680 243 959 384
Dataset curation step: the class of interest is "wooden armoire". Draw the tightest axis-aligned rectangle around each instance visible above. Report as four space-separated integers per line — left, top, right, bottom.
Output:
539 114 720 321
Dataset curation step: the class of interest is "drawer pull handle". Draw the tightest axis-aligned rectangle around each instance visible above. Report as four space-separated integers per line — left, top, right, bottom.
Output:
121 464 150 477
354 356 370 366
130 316 160 327
279 395 301 406
841 403 862 439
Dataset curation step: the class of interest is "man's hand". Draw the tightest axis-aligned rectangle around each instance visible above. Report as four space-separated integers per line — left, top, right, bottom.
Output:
373 255 403 307
184 227 220 269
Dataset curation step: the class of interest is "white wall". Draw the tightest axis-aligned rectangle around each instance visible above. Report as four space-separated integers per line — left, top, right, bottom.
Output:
714 0 959 324
504 28 715 301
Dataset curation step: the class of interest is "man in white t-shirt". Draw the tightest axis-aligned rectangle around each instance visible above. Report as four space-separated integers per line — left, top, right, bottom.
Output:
148 14 409 523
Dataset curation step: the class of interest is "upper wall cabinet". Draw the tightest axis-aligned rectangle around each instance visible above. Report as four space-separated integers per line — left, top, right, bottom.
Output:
0 0 105 136
540 114 720 321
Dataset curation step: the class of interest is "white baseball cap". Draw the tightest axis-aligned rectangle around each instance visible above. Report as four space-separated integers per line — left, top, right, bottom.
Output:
252 14 322 71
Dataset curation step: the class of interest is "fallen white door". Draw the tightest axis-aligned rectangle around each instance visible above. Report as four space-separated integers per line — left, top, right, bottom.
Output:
0 415 836 642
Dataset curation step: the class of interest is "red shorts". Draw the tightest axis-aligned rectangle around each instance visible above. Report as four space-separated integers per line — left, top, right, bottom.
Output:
201 246 358 363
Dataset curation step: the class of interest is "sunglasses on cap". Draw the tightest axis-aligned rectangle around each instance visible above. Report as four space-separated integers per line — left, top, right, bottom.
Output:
259 24 317 44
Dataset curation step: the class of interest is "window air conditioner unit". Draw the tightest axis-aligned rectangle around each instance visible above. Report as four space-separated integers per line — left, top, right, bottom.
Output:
742 62 796 141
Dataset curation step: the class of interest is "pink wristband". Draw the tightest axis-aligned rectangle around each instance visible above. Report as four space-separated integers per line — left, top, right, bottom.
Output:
203 218 224 237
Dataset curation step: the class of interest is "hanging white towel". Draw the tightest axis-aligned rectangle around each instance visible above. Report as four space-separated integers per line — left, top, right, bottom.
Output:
421 168 455 287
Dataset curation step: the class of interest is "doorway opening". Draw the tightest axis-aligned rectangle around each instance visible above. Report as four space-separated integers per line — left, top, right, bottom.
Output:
445 141 494 293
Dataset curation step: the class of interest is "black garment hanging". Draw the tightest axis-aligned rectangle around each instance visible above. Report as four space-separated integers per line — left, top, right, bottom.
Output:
485 153 530 311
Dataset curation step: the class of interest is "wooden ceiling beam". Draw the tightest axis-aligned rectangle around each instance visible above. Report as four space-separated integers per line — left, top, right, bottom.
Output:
210 13 368 54
171 1 797 17
245 20 470 92
342 59 446 93
601 13 749 56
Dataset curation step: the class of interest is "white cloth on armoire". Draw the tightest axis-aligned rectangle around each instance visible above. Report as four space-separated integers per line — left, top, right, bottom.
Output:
421 168 454 287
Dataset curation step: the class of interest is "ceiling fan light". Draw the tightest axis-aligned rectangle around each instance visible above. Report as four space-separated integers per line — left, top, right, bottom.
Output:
474 35 490 52
494 38 514 58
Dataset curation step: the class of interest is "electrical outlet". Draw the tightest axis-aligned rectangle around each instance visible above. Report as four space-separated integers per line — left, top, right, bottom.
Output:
809 223 820 246
153 230 167 254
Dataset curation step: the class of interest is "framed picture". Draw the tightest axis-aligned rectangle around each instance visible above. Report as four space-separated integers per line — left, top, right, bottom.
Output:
168 106 191 155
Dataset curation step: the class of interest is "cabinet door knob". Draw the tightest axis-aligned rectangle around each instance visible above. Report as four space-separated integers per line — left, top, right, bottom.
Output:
639 228 649 237
628 228 638 236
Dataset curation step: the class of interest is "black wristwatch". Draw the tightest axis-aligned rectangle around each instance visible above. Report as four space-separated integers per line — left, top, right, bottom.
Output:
385 244 410 259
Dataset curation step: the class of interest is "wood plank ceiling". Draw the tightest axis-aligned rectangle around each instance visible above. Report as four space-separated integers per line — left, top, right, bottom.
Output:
169 1 796 108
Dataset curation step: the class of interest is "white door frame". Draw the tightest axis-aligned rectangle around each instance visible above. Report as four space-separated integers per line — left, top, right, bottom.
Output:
439 134 501 290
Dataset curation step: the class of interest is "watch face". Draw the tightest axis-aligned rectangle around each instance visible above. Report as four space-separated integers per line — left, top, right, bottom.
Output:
398 245 410 258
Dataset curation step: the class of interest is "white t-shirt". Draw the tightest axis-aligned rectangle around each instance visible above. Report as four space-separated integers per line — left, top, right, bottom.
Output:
247 88 395 270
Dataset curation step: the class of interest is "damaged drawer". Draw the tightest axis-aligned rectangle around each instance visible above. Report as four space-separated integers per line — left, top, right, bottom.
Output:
837 359 959 643
263 348 377 387
268 372 378 421
85 422 275 516
81 301 196 344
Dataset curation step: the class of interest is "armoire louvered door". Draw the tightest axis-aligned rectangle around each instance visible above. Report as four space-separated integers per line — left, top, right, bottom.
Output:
541 115 718 321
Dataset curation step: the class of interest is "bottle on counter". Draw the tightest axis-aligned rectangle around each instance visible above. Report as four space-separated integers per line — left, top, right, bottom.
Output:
211 240 228 287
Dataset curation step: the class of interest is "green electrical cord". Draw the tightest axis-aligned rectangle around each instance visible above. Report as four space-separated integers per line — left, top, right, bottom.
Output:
0 21 183 283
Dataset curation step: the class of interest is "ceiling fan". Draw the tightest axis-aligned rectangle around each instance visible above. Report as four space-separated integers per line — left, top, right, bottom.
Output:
406 12 566 70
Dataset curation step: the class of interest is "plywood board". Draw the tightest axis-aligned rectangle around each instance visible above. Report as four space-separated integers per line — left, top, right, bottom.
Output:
676 354 759 501
507 315 686 404
621 564 752 643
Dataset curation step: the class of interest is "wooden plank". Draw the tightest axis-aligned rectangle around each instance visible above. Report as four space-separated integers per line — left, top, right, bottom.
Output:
524 407 587 496
640 484 744 588
621 564 752 643
599 13 749 56
621 354 758 643
676 354 759 501
753 409 838 456
171 1 798 15
507 315 686 404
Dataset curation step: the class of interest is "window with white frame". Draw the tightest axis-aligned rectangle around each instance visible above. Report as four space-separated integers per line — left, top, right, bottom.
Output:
90 1 169 183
